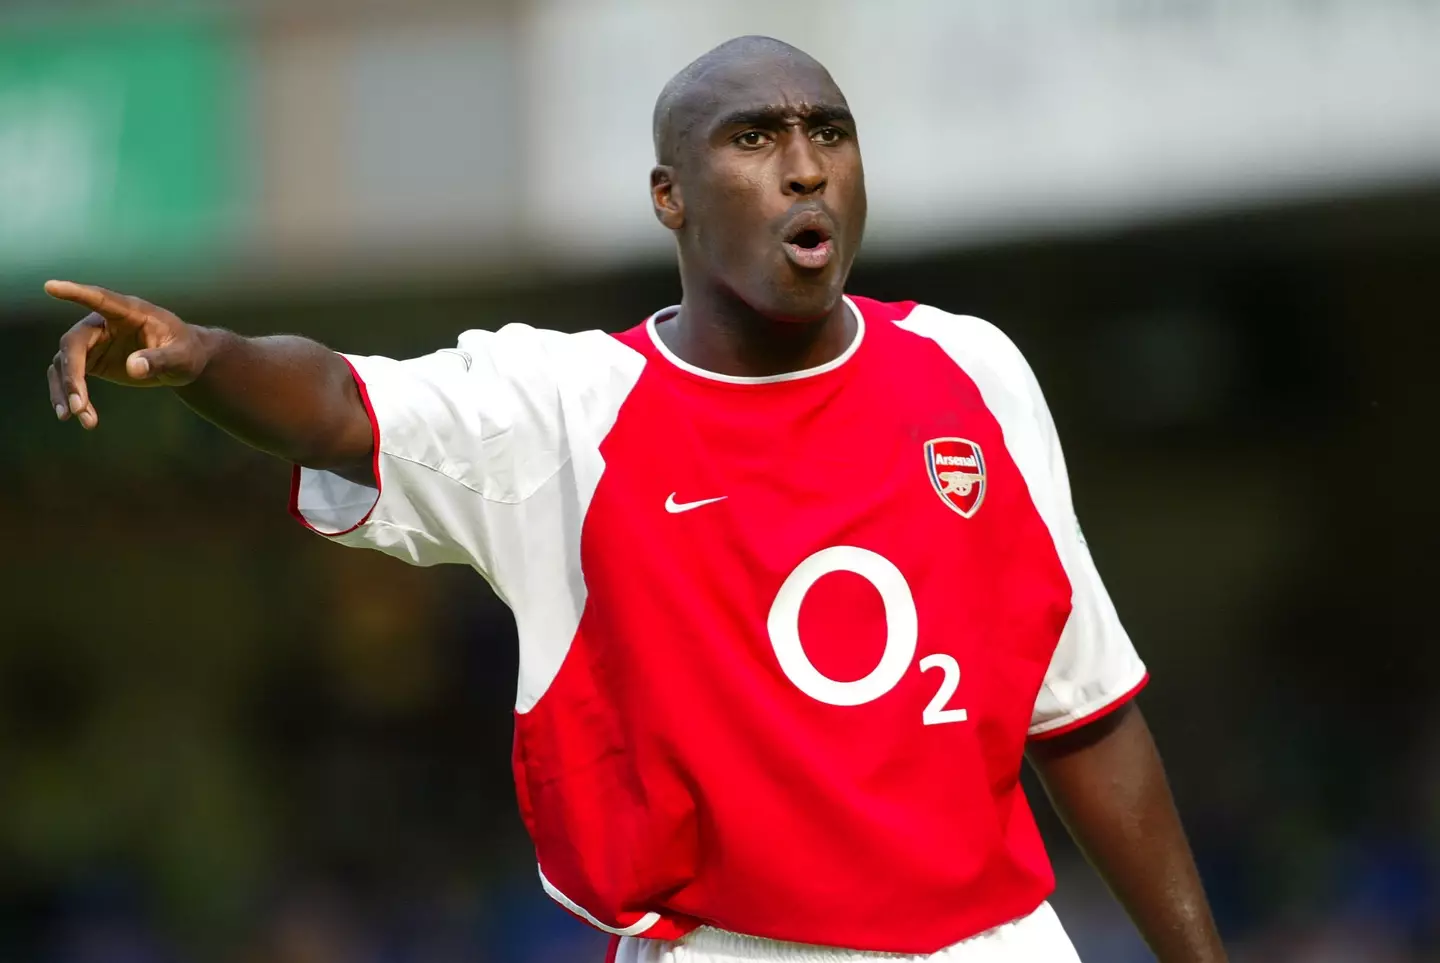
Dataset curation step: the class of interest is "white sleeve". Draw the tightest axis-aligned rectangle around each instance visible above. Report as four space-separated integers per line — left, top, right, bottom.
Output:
288 323 646 582
891 304 1149 737
1025 363 1149 739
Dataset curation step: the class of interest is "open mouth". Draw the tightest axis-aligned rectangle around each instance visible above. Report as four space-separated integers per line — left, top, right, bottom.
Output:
782 225 834 269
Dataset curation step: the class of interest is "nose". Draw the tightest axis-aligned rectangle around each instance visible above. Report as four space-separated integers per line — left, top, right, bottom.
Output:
781 135 826 197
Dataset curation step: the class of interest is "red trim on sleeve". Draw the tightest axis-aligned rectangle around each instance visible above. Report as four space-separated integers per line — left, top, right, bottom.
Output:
286 356 383 537
604 936 620 963
1027 672 1150 741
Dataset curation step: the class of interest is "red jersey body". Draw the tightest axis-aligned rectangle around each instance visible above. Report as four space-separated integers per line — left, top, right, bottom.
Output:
291 297 1148 955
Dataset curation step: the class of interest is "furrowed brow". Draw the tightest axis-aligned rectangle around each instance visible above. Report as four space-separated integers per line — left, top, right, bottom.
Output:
712 103 854 132
803 105 854 127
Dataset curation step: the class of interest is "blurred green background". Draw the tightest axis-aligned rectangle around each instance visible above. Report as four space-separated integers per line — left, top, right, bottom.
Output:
0 9 248 294
3 2 1438 961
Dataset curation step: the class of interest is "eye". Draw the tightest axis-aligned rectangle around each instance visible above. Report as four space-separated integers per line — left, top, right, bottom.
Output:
734 130 771 149
812 126 846 146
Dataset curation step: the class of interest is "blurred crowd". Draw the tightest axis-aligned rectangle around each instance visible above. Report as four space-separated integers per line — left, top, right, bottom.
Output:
15 805 1439 963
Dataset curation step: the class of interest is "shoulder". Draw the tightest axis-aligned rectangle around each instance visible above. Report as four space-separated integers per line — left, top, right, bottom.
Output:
452 322 644 373
852 296 1041 406
445 322 647 405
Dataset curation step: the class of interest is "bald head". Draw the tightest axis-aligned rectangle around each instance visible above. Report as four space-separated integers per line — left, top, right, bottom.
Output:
652 36 844 165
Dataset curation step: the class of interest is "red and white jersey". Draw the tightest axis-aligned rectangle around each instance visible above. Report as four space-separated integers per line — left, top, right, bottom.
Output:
290 296 1148 955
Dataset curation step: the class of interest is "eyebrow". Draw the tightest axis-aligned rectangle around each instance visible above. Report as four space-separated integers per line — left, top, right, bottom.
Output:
711 103 855 132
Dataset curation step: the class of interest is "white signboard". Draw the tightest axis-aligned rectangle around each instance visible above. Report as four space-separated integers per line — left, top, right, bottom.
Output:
520 0 1440 261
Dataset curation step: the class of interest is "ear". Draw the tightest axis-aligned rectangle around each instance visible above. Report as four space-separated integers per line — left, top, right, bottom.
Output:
650 165 684 231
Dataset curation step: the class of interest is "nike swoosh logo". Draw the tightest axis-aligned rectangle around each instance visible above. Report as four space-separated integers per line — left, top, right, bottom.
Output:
665 493 727 514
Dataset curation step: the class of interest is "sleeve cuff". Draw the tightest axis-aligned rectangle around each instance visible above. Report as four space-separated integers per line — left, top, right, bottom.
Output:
1027 669 1150 741
287 356 383 537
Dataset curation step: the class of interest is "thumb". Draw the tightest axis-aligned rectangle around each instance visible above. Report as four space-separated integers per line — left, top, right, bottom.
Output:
125 344 191 383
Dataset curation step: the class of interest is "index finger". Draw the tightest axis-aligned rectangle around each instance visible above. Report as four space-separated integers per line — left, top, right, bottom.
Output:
44 280 138 320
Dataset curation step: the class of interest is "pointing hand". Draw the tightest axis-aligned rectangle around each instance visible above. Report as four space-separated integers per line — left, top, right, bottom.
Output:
44 280 212 430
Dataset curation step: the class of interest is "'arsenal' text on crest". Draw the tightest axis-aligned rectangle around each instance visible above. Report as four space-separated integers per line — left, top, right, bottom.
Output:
924 438 987 518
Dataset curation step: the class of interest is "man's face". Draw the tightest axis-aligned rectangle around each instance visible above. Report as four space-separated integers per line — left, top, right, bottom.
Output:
654 57 867 322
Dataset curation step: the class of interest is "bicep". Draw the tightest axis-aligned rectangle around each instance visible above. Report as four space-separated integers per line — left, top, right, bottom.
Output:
307 356 378 486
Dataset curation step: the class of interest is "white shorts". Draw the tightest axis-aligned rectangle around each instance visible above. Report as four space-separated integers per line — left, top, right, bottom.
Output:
614 902 1082 963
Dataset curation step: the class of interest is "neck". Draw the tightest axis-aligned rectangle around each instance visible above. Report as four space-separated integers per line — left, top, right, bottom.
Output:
658 281 854 379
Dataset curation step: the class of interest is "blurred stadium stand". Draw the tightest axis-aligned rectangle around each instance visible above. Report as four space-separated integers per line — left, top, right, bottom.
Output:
2 2 1437 961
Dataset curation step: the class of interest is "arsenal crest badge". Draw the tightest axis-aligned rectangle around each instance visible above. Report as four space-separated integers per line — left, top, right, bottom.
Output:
924 438 986 518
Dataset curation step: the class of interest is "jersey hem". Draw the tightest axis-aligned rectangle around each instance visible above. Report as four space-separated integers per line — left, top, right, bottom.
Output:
653 900 1059 959
286 356 382 537
1026 669 1150 740
538 866 662 937
619 891 1054 957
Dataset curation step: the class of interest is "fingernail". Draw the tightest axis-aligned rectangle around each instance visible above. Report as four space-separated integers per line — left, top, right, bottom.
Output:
132 357 150 378
55 404 66 418
68 393 83 413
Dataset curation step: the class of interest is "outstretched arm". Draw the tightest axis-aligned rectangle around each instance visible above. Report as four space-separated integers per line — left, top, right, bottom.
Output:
44 281 374 481
1027 703 1227 963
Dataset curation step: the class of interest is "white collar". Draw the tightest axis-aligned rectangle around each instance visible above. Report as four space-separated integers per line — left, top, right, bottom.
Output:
645 296 865 385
